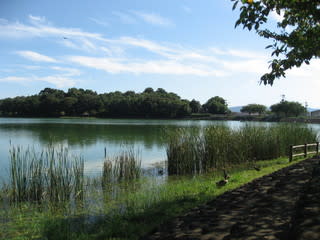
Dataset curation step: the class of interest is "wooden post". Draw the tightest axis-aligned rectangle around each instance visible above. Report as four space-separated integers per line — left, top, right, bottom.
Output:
304 143 308 157
289 145 293 162
104 147 107 158
316 142 319 155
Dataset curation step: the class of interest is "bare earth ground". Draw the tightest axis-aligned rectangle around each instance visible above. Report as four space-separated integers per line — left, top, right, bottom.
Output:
142 157 320 240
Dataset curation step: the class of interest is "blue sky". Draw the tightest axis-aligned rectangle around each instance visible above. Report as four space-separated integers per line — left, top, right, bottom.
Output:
0 0 319 108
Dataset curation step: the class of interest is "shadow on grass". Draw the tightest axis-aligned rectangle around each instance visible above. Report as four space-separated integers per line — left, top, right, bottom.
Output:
41 196 199 240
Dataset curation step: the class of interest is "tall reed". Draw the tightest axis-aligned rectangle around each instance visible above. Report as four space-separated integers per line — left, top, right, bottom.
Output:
9 145 84 204
166 127 204 175
102 148 141 186
166 124 318 175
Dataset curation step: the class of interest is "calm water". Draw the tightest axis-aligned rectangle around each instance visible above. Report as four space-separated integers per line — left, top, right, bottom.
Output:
0 118 319 177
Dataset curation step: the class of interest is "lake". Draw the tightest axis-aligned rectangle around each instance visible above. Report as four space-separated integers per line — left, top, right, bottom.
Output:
0 118 319 178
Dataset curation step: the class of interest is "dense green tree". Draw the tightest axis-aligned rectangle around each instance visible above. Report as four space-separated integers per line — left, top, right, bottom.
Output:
232 0 320 85
241 104 267 115
270 100 306 117
143 87 154 94
189 99 202 113
0 87 193 118
202 96 228 114
39 88 65 116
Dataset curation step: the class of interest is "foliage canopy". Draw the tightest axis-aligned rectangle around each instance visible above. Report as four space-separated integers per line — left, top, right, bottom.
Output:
202 96 228 114
241 104 267 114
232 0 320 85
270 100 306 117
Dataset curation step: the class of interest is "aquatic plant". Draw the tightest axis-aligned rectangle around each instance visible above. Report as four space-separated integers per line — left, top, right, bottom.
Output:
166 124 317 175
102 148 142 186
9 145 84 204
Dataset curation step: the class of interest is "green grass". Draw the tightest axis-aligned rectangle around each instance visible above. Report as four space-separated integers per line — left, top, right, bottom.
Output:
0 156 309 240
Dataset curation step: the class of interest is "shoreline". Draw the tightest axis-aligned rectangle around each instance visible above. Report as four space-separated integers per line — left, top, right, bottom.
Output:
1 115 320 124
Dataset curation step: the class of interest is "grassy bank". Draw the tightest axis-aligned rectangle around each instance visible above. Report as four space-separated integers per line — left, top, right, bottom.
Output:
0 156 309 240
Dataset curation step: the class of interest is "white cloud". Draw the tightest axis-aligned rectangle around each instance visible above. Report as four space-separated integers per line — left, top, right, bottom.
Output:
210 48 267 59
0 17 103 39
39 75 77 87
0 76 28 83
116 37 176 57
22 65 42 70
4 15 317 94
50 66 82 76
222 59 269 75
182 6 192 13
89 17 109 27
28 15 47 24
131 11 174 26
68 55 226 77
0 75 76 88
16 51 58 63
112 11 137 24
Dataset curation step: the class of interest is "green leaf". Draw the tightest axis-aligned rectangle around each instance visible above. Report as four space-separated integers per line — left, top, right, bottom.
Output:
232 1 239 10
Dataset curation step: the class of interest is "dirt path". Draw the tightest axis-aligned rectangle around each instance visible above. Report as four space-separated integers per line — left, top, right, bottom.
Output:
142 158 320 240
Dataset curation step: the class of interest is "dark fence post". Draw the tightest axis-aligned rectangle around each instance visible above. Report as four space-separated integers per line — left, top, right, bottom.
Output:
104 147 107 158
304 143 308 158
289 145 293 162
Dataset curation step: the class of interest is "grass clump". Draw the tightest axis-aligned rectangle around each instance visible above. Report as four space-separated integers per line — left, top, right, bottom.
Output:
167 124 317 175
9 145 84 204
102 147 141 185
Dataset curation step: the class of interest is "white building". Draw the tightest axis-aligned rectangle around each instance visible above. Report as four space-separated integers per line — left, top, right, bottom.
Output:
311 110 320 118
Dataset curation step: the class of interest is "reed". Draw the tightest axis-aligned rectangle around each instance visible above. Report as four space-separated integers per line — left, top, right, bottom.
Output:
166 124 317 175
102 148 142 186
166 127 204 175
8 145 84 204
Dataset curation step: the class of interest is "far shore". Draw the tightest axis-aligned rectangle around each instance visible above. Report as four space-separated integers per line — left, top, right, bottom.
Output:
1 114 320 124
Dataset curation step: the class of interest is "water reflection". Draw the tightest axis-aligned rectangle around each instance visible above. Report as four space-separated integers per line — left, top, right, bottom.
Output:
1 118 319 177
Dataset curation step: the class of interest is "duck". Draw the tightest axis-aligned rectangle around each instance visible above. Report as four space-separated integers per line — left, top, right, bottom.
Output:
223 169 230 179
216 178 228 187
216 169 230 187
253 165 261 171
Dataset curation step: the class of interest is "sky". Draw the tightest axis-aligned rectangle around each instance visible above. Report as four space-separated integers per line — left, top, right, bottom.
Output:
0 0 319 108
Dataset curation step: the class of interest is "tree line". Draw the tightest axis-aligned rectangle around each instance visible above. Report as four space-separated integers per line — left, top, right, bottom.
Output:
0 87 228 118
240 101 307 118
0 87 307 118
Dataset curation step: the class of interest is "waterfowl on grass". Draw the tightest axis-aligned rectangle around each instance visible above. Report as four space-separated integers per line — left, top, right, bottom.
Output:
253 166 261 171
216 169 230 187
223 169 230 179
216 178 228 187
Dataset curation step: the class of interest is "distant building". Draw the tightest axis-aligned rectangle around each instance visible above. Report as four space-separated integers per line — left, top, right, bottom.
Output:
311 110 320 118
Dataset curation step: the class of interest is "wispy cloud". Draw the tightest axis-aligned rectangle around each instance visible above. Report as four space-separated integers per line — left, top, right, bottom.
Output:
28 14 46 24
112 11 137 24
50 66 82 76
0 15 103 39
182 6 192 14
89 17 109 27
68 56 226 77
1 16 271 80
0 75 76 88
16 51 58 63
131 11 174 26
